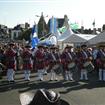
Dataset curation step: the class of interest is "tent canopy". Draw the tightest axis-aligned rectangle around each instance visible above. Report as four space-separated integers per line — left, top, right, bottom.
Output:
63 34 87 43
58 33 96 43
88 32 105 45
58 27 73 42
76 34 97 41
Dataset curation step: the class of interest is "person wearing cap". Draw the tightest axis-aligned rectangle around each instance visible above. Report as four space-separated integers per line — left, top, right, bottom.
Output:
78 44 93 80
97 44 105 81
4 43 17 83
92 46 99 75
21 45 33 81
61 46 70 80
61 46 75 81
48 46 60 81
34 45 45 81
0 47 6 79
43 46 50 75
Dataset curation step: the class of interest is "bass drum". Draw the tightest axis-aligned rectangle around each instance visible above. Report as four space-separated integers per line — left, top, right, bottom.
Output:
83 61 94 73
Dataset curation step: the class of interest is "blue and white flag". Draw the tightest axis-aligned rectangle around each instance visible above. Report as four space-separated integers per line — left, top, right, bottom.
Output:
50 16 57 34
31 24 39 48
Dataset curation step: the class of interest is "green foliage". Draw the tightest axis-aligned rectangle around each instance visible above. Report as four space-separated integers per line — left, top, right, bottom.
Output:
70 23 79 29
102 24 105 31
19 28 32 41
58 26 67 33
37 15 48 38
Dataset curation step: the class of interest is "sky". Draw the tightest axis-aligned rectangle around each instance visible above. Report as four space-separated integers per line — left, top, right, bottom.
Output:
0 0 105 29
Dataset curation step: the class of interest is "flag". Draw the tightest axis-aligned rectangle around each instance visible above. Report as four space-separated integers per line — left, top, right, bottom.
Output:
58 26 67 33
92 19 95 27
31 24 39 48
70 23 79 29
50 16 57 33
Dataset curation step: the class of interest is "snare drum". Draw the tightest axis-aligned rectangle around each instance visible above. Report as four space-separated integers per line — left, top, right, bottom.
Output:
68 62 76 69
83 61 94 72
52 64 62 74
0 68 2 73
52 64 60 70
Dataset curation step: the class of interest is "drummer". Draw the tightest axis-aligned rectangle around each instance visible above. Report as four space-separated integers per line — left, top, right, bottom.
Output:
21 45 33 81
79 44 93 80
35 44 45 81
97 44 105 81
61 45 75 81
48 45 60 81
43 46 50 75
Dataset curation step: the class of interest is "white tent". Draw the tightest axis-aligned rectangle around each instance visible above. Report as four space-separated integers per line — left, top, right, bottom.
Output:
55 29 61 39
58 27 73 42
58 33 97 49
76 34 97 41
57 27 74 49
58 33 96 43
88 32 105 45
63 34 87 43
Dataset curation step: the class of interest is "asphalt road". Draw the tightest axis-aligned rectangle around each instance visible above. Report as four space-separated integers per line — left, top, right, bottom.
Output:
0 70 105 105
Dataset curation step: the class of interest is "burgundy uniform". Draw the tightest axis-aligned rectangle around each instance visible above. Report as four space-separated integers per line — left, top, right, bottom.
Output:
35 49 45 70
61 48 75 71
44 50 50 68
5 48 17 70
48 51 60 70
77 49 92 70
22 49 32 70
97 49 105 69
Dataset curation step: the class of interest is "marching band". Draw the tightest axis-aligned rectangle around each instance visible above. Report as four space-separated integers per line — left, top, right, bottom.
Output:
0 42 105 83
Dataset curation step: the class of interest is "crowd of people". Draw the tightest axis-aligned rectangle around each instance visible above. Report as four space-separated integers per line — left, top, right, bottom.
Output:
0 42 105 83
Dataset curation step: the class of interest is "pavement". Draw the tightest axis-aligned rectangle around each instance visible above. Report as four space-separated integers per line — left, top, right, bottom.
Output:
0 70 105 105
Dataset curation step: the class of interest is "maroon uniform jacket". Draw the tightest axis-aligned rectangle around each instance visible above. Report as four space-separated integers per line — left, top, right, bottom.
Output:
76 50 92 69
97 49 105 69
35 50 45 70
5 48 17 70
22 50 32 70
61 51 74 71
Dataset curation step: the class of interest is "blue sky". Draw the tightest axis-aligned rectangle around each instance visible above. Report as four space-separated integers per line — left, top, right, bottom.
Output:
0 0 105 28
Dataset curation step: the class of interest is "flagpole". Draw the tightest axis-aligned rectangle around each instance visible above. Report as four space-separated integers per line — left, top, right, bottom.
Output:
92 19 95 28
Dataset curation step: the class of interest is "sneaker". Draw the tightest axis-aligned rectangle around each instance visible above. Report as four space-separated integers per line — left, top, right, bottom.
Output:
44 71 47 75
50 78 53 81
10 80 15 84
40 78 43 81
55 78 58 81
70 79 73 81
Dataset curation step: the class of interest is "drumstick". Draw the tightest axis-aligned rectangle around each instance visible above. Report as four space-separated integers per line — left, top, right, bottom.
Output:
0 63 6 68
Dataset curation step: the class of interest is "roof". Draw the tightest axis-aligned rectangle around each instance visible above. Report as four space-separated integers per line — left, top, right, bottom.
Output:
88 31 105 45
58 33 97 44
57 18 65 28
47 18 64 29
63 34 87 43
76 34 97 40
58 27 74 42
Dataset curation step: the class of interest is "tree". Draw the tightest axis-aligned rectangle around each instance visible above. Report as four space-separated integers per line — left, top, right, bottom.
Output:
102 24 105 31
37 15 48 38
18 28 32 41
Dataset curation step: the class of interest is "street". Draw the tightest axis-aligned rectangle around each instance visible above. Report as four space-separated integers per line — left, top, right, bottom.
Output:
0 71 105 105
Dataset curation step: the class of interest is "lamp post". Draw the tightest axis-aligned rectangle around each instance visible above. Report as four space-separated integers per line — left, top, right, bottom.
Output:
35 12 48 36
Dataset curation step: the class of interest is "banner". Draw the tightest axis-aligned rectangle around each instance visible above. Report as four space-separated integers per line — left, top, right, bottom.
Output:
31 24 39 48
50 16 57 33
